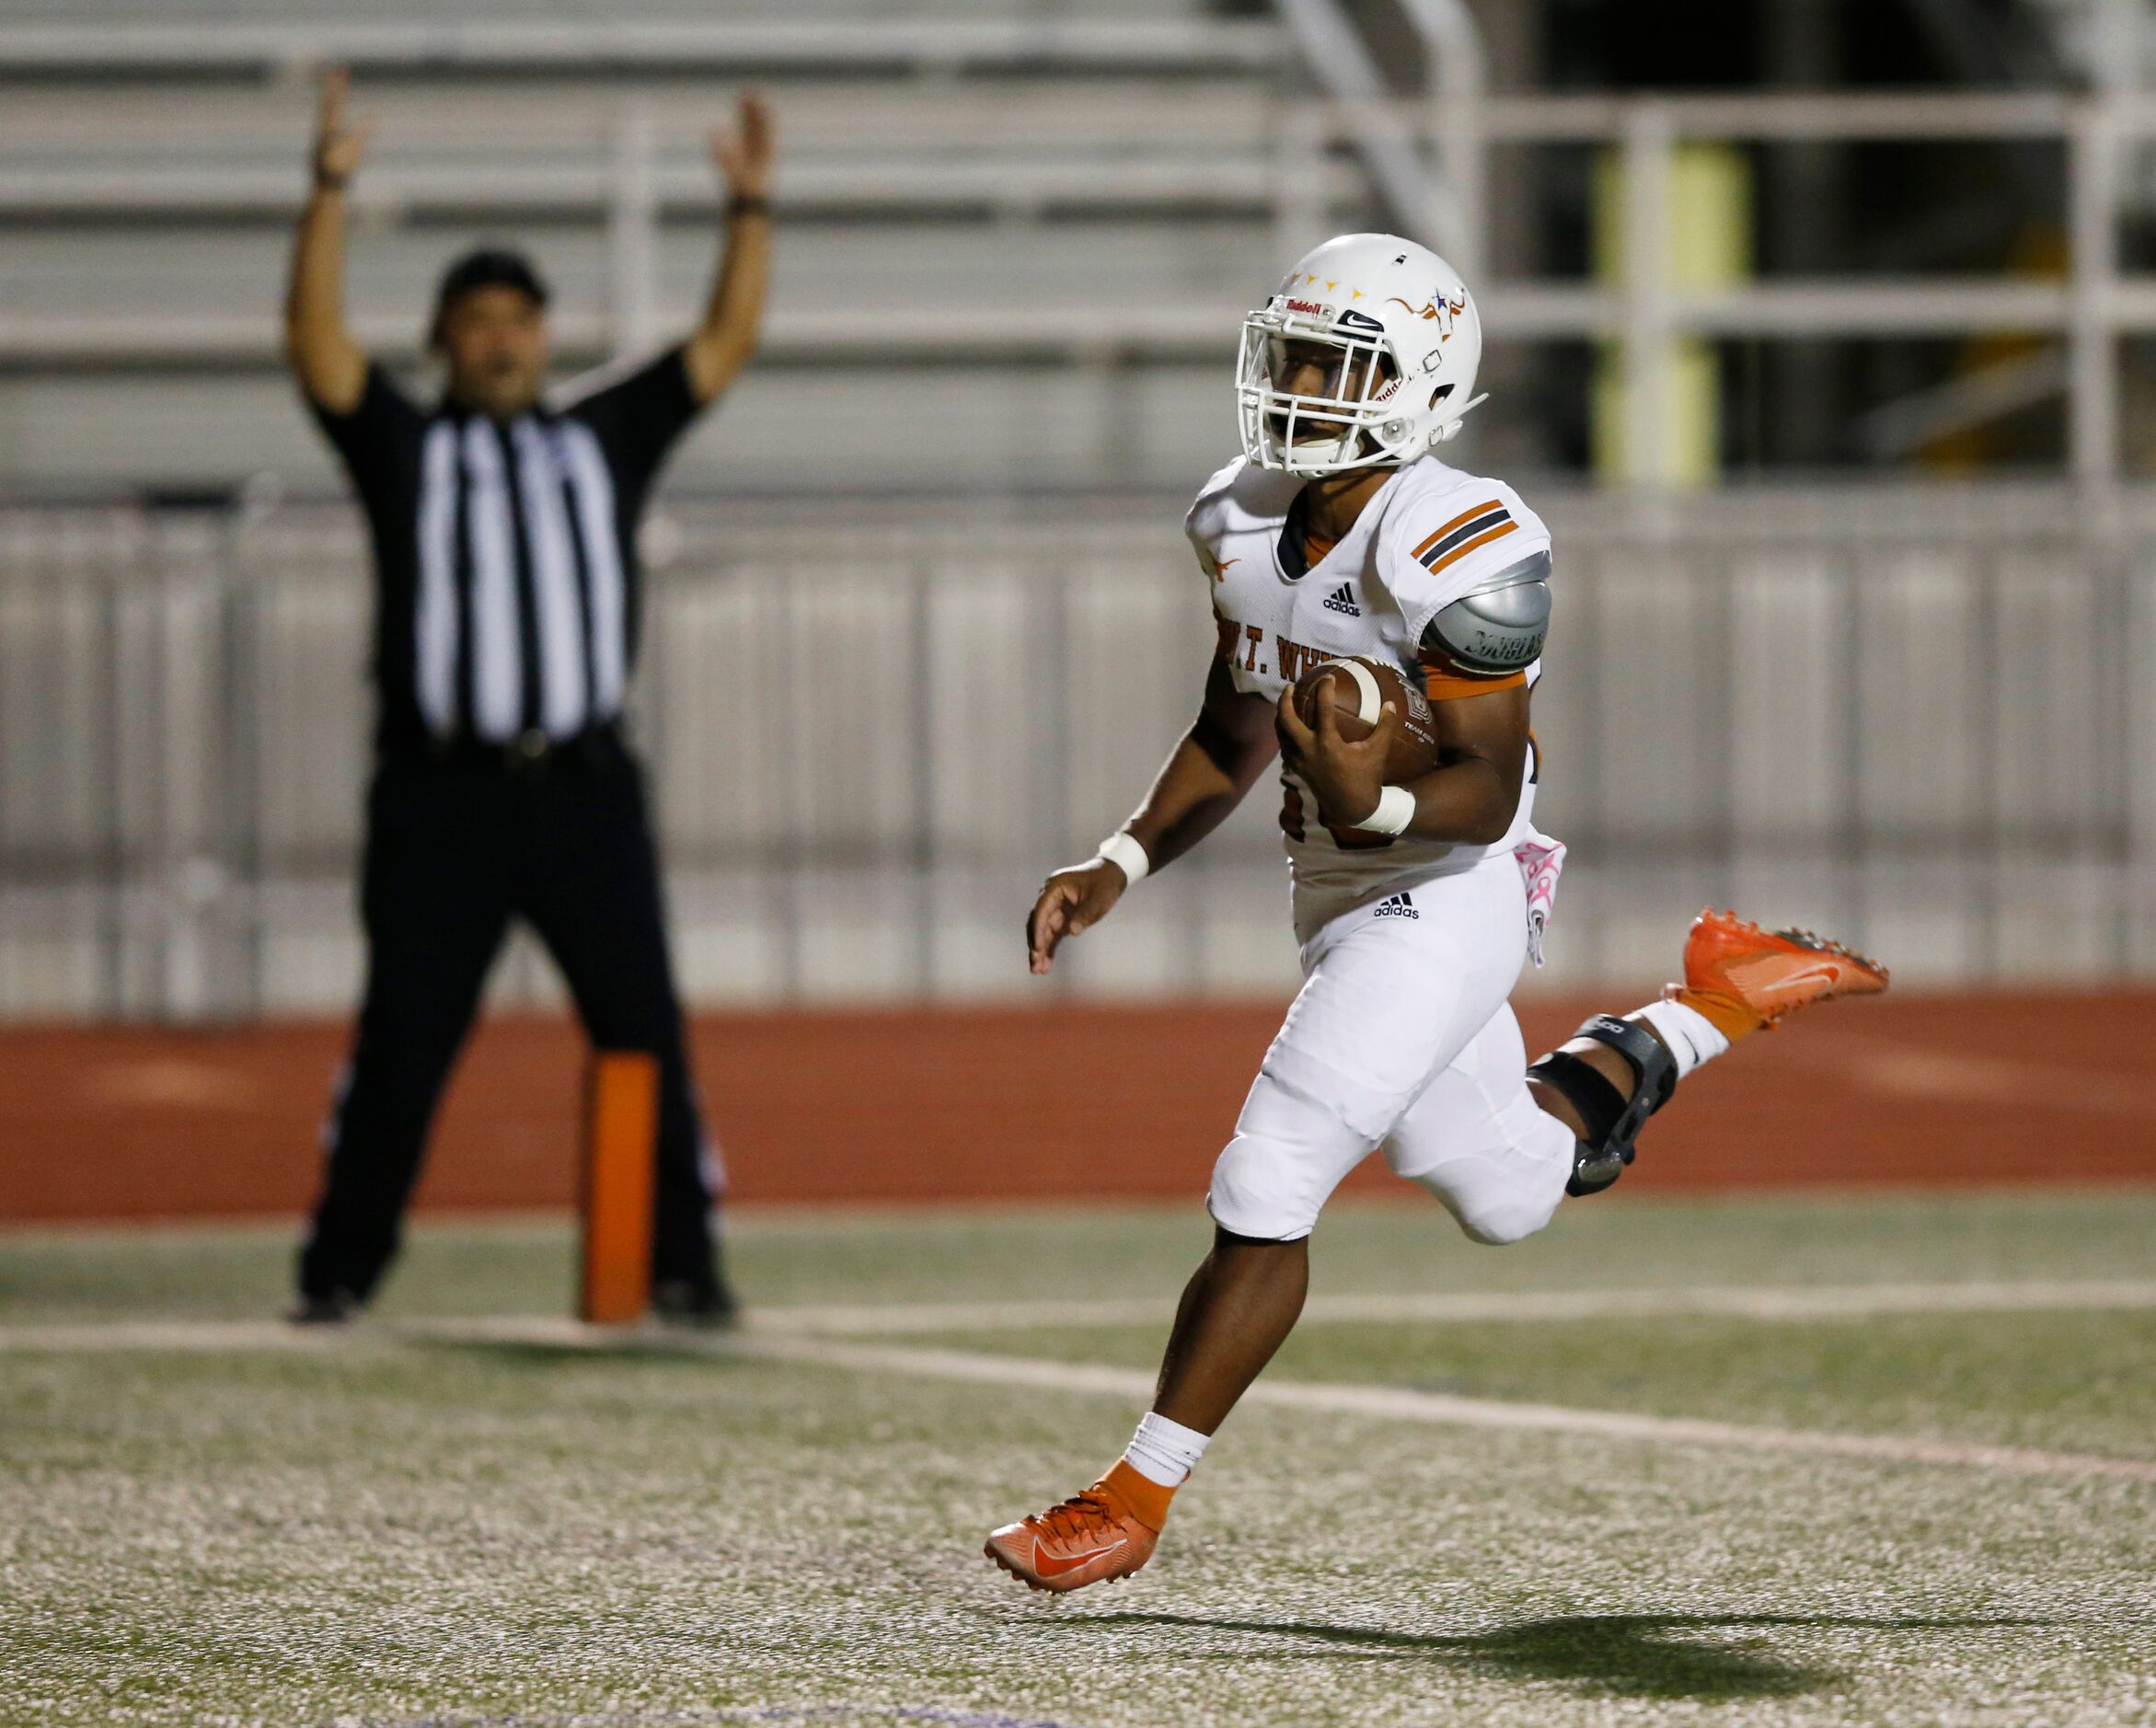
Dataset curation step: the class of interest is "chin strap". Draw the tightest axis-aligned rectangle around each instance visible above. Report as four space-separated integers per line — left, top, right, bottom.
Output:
1270 391 1492 473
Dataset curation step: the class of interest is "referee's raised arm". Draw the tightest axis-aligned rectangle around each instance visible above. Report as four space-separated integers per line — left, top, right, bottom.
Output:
683 93 776 406
283 68 373 414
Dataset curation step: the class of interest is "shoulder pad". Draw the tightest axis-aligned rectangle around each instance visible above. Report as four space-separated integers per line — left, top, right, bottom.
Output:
1421 549 1551 674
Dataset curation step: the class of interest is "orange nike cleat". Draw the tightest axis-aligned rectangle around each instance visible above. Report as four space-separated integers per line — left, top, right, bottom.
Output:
985 1461 1167 1594
1674 908 1889 1038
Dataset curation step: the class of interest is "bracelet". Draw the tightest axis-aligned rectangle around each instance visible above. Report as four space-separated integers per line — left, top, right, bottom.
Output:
312 173 348 194
1351 785 1416 836
726 195 771 218
1095 831 1151 887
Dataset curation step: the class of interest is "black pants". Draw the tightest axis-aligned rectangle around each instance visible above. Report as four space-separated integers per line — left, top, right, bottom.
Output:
298 732 718 1302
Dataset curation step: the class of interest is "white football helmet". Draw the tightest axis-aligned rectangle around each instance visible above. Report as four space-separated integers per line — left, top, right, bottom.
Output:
1237 233 1486 476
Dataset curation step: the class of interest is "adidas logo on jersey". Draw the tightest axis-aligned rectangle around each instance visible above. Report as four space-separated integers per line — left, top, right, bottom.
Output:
1373 893 1418 919
1322 583 1362 617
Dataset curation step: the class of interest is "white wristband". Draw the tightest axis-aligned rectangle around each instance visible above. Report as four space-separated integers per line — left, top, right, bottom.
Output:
1095 830 1151 886
1351 785 1416 836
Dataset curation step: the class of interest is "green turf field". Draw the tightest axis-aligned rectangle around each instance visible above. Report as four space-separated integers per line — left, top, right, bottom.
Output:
4 1191 2154 1728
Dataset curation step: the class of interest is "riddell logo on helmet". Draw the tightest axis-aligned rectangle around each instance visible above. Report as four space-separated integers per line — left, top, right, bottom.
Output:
1284 298 1330 316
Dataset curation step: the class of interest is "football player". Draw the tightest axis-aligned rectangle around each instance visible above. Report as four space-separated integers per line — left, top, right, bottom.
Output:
986 234 1887 1594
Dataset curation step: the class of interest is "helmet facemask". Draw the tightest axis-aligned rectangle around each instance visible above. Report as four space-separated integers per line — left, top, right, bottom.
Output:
1237 306 1415 477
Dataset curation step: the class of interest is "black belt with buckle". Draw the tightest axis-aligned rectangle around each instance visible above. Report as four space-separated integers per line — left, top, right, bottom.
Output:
426 720 621 775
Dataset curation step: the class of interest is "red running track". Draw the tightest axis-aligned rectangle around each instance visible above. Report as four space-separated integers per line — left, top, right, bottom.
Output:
0 993 2150 1223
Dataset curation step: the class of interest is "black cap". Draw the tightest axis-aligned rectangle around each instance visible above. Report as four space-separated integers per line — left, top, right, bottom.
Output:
431 247 550 342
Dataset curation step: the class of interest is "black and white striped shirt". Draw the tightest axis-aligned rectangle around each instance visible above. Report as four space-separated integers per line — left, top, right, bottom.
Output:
309 346 702 755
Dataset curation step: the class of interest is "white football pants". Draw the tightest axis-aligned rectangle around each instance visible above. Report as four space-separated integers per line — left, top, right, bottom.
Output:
1207 858 1576 1245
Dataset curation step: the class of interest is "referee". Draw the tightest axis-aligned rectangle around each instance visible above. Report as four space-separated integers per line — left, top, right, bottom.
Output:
282 70 773 1323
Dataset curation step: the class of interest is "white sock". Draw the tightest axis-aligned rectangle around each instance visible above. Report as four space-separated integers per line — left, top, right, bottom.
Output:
1122 1411 1211 1489
1634 997 1730 1081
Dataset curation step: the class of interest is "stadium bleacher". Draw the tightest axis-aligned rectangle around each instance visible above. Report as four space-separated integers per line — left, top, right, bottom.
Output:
0 2 1340 499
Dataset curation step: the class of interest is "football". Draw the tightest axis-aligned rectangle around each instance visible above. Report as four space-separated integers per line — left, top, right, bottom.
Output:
1291 656 1443 784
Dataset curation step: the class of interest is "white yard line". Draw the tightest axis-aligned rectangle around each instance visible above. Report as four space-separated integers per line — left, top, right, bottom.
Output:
748 1279 2156 1335
6 1279 2156 1354
721 1333 2156 1484
0 1319 351 1354
1 1304 2152 1483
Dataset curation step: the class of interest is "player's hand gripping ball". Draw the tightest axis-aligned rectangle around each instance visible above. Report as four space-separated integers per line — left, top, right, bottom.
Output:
1290 658 1442 781
1278 657 1443 841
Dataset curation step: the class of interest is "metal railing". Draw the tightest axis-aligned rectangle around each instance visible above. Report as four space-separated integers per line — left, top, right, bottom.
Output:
7 71 2156 483
0 18 1286 75
4 488 2153 1023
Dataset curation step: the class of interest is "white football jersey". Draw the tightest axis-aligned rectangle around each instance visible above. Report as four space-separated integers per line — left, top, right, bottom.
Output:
1186 453 1550 936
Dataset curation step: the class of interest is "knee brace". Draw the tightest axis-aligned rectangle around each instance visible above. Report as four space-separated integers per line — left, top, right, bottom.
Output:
1525 1014 1677 1196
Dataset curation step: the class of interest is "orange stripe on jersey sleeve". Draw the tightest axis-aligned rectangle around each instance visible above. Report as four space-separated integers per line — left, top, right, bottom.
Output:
1424 666 1528 702
1424 517 1517 575
1412 500 1505 561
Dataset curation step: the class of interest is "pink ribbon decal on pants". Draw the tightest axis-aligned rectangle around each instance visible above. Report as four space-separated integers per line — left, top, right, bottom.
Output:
1514 833 1566 969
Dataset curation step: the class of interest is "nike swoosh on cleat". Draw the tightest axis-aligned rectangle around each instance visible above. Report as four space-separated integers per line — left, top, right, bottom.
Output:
1034 1539 1122 1577
1733 960 1858 1001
